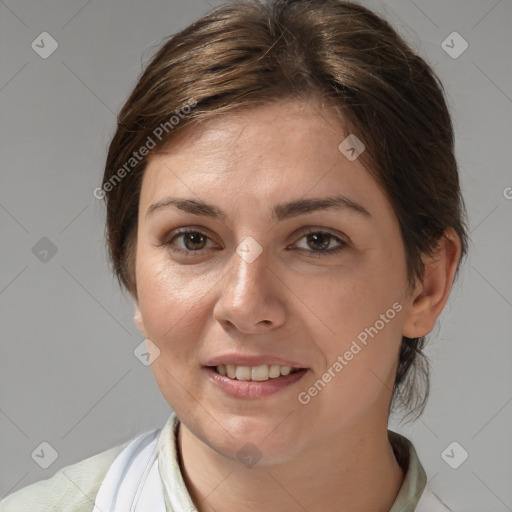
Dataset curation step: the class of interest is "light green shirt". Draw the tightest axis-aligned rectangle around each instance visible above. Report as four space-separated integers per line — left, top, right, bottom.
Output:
0 412 431 511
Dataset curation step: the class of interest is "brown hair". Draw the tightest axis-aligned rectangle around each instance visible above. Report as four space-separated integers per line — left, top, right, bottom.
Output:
101 0 468 422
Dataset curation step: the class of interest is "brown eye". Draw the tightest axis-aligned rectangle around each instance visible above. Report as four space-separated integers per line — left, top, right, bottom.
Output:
182 231 208 251
293 230 348 257
165 229 214 255
306 232 331 251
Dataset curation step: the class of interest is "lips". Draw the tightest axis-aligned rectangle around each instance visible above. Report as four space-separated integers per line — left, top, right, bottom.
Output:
203 353 309 394
204 365 308 398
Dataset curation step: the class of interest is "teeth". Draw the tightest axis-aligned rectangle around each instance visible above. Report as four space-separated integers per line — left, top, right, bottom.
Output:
235 366 251 380
226 364 236 379
268 365 281 378
214 364 300 381
251 364 269 381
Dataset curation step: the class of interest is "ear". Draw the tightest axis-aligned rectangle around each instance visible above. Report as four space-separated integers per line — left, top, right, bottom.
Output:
134 302 145 335
403 228 462 338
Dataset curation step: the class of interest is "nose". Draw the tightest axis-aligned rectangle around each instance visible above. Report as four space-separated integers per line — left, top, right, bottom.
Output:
212 243 287 334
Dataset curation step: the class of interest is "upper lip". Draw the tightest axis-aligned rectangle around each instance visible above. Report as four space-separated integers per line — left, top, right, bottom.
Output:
204 354 307 369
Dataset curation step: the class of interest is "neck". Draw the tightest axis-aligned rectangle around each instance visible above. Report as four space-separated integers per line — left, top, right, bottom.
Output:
177 417 404 512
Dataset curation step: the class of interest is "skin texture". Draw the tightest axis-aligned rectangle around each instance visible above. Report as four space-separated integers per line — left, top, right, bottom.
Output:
133 98 461 512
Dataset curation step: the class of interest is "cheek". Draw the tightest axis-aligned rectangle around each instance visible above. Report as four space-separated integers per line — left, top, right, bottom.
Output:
318 265 403 341
136 256 208 352
136 261 207 405
310 254 405 388
309 317 402 427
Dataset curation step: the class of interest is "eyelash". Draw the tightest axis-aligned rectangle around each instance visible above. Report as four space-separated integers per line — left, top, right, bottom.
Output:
163 228 348 258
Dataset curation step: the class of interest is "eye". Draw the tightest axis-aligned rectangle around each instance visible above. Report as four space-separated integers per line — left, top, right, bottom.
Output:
292 229 348 257
163 228 348 258
165 229 217 255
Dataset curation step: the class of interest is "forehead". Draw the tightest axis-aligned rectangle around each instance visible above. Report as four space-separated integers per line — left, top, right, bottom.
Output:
139 99 390 220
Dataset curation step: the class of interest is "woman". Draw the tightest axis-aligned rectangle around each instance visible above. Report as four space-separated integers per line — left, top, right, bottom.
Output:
1 0 468 510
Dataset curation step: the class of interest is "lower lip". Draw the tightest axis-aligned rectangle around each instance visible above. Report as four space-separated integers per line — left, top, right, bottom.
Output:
204 367 308 399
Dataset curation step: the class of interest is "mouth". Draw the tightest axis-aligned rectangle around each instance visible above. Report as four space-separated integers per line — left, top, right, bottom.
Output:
204 364 308 399
208 363 305 382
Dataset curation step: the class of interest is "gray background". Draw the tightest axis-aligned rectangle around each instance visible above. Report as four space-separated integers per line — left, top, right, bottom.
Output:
1 0 511 510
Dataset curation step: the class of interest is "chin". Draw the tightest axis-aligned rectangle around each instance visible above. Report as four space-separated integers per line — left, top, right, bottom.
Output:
205 413 306 465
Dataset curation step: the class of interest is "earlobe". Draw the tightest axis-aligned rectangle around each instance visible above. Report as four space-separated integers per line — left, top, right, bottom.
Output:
134 303 145 334
402 229 462 339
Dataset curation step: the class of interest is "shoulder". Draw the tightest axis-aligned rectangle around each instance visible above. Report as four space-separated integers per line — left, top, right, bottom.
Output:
0 442 126 512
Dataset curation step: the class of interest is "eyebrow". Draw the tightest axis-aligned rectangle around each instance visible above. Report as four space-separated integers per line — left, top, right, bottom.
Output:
146 194 371 223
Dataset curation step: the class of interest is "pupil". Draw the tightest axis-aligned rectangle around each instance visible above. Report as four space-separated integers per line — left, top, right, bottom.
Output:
185 232 206 250
308 233 329 250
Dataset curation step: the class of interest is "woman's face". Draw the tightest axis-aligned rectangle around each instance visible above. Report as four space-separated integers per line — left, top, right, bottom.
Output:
134 98 415 463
